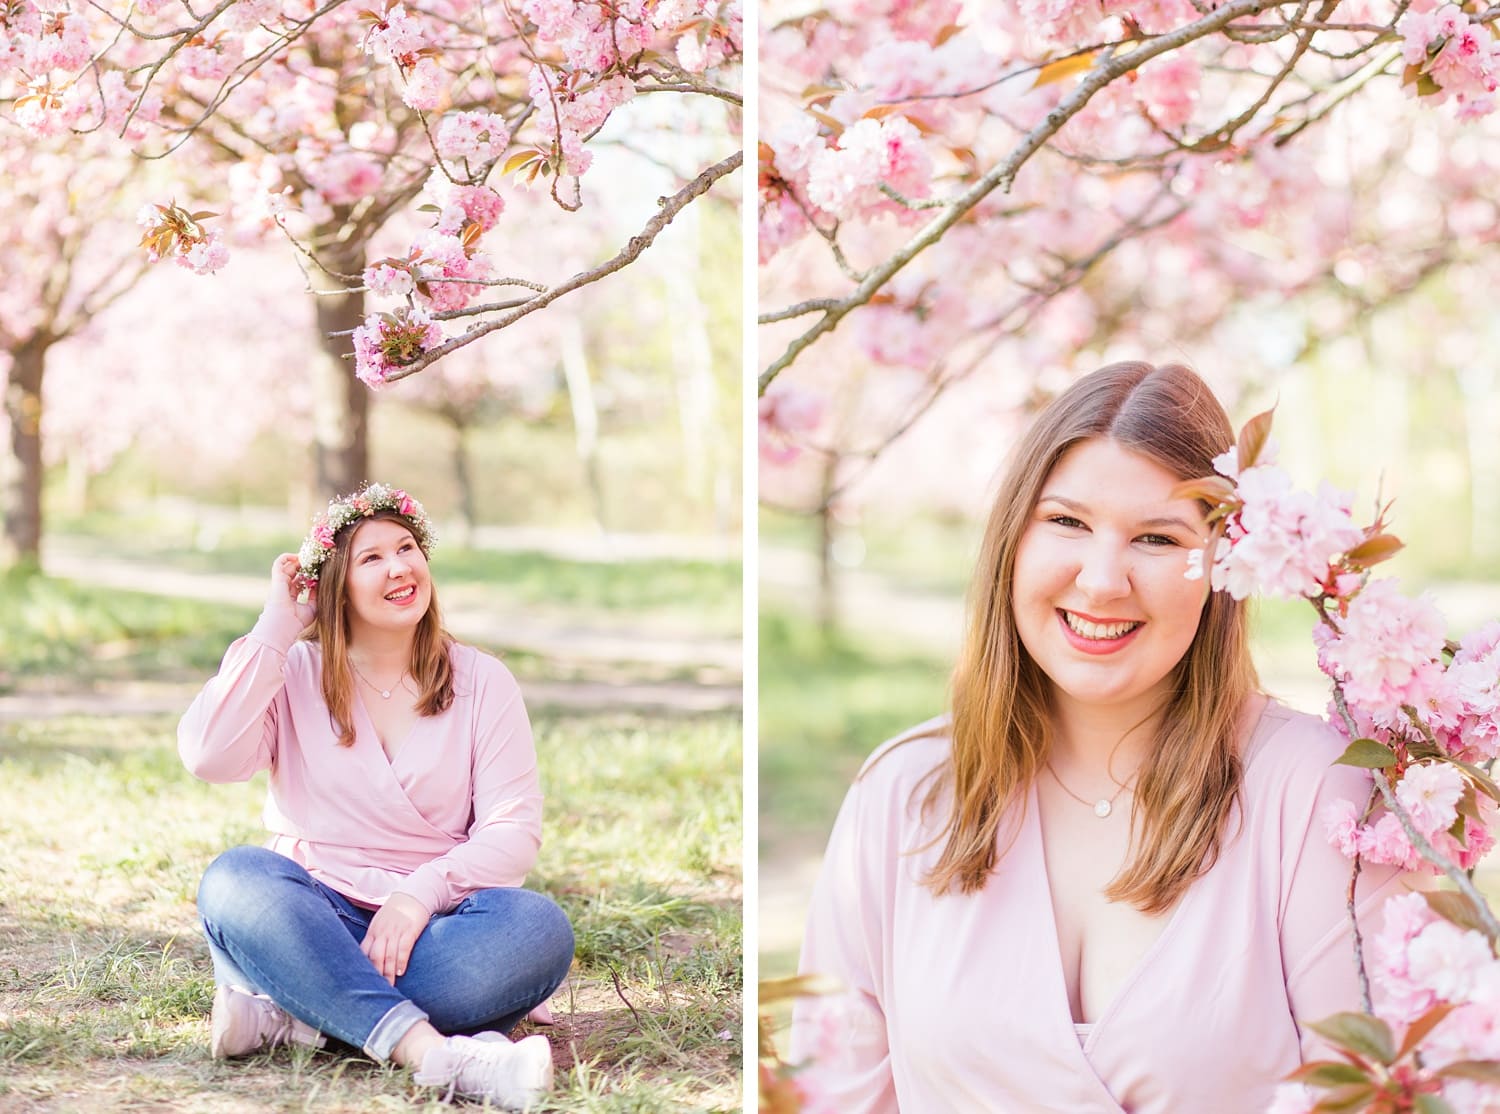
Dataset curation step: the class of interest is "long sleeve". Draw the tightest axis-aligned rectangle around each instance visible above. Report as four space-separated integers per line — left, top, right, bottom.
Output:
790 778 899 1114
1279 749 1415 1054
177 607 304 782
390 653 543 916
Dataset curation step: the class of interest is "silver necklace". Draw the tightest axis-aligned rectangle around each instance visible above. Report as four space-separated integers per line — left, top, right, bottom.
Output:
349 660 409 700
1044 763 1132 819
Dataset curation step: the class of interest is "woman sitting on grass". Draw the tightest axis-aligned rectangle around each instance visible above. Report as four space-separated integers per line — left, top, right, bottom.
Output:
179 482 573 1111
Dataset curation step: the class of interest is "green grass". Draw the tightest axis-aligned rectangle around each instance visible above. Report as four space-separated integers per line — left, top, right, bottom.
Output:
44 520 741 631
0 569 259 688
757 608 949 853
0 708 741 1112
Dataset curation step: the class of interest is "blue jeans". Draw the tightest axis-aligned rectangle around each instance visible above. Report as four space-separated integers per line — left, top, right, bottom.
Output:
197 845 574 1061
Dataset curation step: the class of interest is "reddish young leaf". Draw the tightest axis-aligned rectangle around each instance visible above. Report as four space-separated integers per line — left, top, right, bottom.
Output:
1438 1061 1500 1083
1169 475 1237 508
1236 405 1277 471
1421 891 1497 942
1397 1002 1457 1060
1035 52 1099 87
1344 533 1406 568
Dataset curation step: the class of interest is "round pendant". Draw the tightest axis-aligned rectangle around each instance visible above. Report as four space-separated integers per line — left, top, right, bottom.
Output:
1094 799 1112 818
380 690 391 699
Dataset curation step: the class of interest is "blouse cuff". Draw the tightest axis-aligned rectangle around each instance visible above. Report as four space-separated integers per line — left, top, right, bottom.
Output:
390 865 451 918
246 607 306 654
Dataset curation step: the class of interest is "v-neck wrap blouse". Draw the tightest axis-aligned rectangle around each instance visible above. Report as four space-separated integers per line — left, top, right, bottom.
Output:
178 607 542 917
792 703 1414 1113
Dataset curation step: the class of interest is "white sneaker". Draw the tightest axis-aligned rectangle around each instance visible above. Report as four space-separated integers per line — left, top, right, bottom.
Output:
413 1032 554 1109
209 984 327 1059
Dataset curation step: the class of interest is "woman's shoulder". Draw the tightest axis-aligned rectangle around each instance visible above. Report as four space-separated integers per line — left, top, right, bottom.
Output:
1244 700 1353 774
1241 697 1375 814
446 639 521 696
851 715 953 806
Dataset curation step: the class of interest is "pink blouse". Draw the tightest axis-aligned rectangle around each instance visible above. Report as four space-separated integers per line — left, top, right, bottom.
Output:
791 702 1413 1113
178 607 542 917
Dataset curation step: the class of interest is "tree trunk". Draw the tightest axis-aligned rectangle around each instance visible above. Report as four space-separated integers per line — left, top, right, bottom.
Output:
2 338 47 570
560 317 607 533
817 454 839 638
450 413 476 548
310 229 369 496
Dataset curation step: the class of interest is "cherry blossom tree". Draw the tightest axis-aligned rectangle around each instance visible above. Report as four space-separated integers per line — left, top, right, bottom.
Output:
0 133 151 566
3 0 742 493
757 0 1500 436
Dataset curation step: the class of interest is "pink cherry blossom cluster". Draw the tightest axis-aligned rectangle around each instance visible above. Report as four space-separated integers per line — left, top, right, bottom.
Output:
1399 3 1500 119
1186 441 1365 601
1194 411 1500 1111
351 305 443 387
758 386 825 465
1278 891 1500 1113
136 203 230 275
435 111 511 168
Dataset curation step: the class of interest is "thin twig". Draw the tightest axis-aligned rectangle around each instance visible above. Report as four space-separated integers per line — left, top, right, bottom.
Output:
607 964 643 1032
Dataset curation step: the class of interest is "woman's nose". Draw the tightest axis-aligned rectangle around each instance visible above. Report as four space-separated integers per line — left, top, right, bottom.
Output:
1074 540 1131 600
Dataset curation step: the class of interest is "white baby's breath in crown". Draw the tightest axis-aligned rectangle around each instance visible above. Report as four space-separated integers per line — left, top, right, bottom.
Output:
295 482 436 592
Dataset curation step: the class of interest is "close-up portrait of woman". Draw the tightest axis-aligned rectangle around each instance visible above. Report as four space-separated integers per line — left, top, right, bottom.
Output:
789 363 1416 1111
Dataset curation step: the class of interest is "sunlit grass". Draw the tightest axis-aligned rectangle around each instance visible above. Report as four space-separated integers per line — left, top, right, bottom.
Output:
0 709 742 1111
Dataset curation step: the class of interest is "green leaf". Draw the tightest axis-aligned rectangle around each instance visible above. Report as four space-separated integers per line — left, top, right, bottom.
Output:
1415 1095 1458 1114
1307 1013 1395 1066
1397 1002 1457 1059
1420 891 1495 942
1439 1060 1500 1083
1311 1083 1378 1113
1334 739 1398 769
1287 1061 1371 1087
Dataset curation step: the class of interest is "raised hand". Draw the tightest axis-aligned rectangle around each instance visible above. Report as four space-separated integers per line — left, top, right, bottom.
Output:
268 553 317 629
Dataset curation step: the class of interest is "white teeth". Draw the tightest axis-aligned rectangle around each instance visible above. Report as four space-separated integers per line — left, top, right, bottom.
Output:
385 586 415 601
1063 611 1141 640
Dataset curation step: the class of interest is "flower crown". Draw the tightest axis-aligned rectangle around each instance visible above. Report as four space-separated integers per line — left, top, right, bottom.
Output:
295 482 437 594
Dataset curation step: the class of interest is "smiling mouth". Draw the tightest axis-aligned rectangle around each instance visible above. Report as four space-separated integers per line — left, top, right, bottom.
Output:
1061 610 1143 641
385 585 417 602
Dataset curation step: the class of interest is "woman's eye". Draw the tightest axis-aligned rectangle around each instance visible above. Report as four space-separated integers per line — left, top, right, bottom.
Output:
1139 533 1178 547
1048 515 1086 529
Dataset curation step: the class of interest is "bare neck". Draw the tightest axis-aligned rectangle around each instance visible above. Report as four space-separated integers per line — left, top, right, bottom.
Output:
347 625 416 672
1047 697 1163 781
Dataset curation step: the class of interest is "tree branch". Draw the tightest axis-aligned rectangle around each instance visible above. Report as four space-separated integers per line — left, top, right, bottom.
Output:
759 0 1290 393
379 148 741 382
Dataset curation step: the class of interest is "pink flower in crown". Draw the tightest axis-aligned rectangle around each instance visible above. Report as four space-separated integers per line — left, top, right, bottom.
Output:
353 497 372 514
313 522 336 549
397 492 416 516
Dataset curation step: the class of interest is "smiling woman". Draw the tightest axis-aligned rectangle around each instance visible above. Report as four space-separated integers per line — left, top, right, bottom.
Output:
787 363 1417 1113
176 483 573 1111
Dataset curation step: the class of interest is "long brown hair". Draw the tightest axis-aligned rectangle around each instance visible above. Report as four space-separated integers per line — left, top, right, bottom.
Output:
303 510 455 747
924 361 1259 913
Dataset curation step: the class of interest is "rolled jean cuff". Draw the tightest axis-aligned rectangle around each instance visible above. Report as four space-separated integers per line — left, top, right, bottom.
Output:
364 999 430 1061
